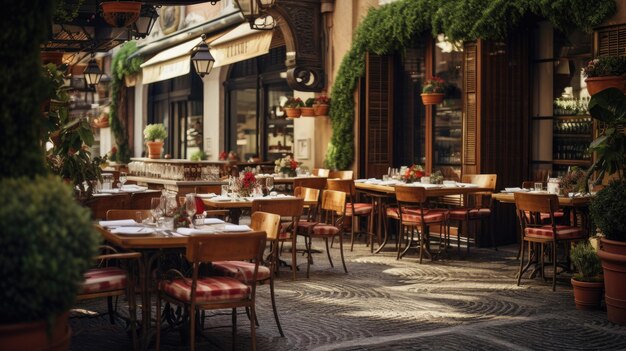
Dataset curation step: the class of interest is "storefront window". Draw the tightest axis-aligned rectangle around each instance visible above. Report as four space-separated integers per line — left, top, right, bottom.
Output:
230 89 257 161
266 85 294 160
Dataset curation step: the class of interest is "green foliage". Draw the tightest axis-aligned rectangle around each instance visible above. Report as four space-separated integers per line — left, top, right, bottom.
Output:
422 76 446 93
283 97 304 108
583 55 626 78
53 0 85 23
590 181 626 241
0 176 99 324
144 123 168 142
305 98 316 107
190 150 208 161
570 242 602 282
587 88 626 183
43 64 105 200
326 0 616 169
110 41 143 164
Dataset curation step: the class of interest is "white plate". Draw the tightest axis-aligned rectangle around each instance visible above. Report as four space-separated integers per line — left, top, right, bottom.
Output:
111 227 155 236
197 193 217 199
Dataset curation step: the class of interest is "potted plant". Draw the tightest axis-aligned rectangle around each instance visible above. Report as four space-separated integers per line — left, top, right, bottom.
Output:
100 1 142 28
301 97 316 117
274 155 300 177
143 123 167 159
282 97 303 118
421 76 446 105
570 242 604 310
582 56 626 95
313 94 330 116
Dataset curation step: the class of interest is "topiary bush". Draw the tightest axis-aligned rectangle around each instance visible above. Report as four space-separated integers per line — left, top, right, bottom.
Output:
0 176 99 324
590 181 626 241
570 242 602 282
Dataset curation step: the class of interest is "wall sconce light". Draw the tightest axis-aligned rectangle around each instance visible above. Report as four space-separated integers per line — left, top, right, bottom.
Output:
191 39 215 78
83 58 103 86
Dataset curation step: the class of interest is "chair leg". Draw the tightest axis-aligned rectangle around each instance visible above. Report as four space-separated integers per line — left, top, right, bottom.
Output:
350 216 356 252
306 235 312 279
338 234 348 273
324 237 334 268
292 232 297 281
457 221 462 256
190 304 196 351
250 303 257 351
419 227 424 264
540 243 546 282
552 243 557 292
269 276 284 337
231 308 237 351
107 296 115 325
517 241 526 286
155 293 162 351
127 285 138 350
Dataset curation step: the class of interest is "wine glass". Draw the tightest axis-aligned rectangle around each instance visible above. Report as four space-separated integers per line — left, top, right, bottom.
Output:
119 172 127 189
150 197 163 224
185 194 197 227
266 177 274 194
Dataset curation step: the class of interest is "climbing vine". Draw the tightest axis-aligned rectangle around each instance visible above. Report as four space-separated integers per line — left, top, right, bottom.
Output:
110 41 142 163
325 0 616 170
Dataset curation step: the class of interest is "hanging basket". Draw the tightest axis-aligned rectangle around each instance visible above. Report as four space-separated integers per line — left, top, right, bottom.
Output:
284 107 302 118
585 76 626 95
300 107 316 117
101 1 142 28
421 93 445 105
313 103 329 116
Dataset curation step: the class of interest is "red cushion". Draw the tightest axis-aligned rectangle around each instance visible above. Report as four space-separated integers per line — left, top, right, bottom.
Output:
194 196 205 215
385 207 422 219
525 225 585 240
212 261 271 282
345 203 373 216
524 210 565 222
278 231 292 240
449 208 491 220
159 276 249 303
81 267 127 294
311 224 340 236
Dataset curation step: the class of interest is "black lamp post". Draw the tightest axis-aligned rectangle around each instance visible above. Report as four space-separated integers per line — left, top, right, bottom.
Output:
83 58 103 86
191 41 215 78
132 5 159 39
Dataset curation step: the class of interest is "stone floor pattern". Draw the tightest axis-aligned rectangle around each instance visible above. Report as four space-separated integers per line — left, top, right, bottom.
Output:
70 238 626 350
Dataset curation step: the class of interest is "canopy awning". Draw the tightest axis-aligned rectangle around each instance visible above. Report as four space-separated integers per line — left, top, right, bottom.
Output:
140 37 203 84
210 23 273 68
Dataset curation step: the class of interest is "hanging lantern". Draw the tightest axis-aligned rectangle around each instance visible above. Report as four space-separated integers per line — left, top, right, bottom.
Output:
132 5 159 39
191 41 215 78
83 59 103 86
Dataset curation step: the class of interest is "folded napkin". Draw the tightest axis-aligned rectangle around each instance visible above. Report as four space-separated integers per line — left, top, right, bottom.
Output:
203 218 225 225
212 195 231 201
456 183 479 188
99 219 139 227
99 188 121 194
354 179 367 183
224 224 251 232
503 187 528 193
365 179 382 184
196 193 217 198
176 228 214 236
121 185 147 192
379 180 400 186
111 226 153 234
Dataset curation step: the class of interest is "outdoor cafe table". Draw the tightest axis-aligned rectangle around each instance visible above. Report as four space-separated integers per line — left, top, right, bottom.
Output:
202 196 318 224
354 182 492 254
97 222 252 349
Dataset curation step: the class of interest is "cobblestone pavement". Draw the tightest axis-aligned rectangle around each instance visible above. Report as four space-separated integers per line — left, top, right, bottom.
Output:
70 238 626 350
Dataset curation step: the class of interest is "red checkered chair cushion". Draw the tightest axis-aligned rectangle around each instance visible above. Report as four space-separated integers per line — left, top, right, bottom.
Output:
296 220 318 232
211 261 271 282
386 208 447 224
310 224 340 236
159 276 250 303
278 223 294 240
385 207 422 219
345 203 373 216
449 208 491 220
524 210 565 222
525 225 585 240
81 267 128 294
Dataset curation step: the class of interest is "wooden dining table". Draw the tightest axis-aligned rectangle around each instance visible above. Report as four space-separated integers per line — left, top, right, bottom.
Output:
202 196 318 224
354 182 492 254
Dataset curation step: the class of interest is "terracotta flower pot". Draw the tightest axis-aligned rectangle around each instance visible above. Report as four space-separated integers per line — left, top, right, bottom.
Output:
0 312 70 351
585 76 626 95
421 93 445 105
313 103 329 116
101 1 142 27
146 141 164 159
571 278 604 310
300 107 316 117
284 107 301 118
598 238 626 325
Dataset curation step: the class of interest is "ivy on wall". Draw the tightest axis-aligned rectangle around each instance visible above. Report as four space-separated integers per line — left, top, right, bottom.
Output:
325 0 616 170
110 41 142 164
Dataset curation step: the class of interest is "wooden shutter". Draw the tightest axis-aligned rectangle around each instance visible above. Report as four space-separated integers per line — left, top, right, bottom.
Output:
463 42 478 166
597 25 626 57
364 53 393 178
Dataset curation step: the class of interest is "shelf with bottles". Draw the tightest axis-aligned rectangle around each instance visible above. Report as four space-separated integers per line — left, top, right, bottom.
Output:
553 96 590 116
552 138 592 162
553 115 593 136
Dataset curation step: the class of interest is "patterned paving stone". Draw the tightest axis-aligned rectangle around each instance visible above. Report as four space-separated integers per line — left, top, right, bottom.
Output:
70 238 624 351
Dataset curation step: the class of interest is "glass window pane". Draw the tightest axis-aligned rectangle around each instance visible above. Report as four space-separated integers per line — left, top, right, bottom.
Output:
266 86 294 161
230 89 257 160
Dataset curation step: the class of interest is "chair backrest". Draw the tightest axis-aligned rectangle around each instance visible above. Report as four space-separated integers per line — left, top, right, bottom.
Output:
328 170 353 179
321 190 346 213
294 186 320 203
293 177 327 192
106 209 151 221
462 174 497 191
514 192 559 226
251 198 304 217
186 231 266 264
326 178 355 197
313 168 330 177
393 185 427 204
250 211 281 241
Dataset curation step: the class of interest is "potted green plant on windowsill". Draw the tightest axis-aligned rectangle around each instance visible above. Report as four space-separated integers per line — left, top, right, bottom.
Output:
301 97 316 117
582 56 626 95
570 242 604 310
144 123 167 159
313 94 330 116
421 76 446 105
282 97 303 118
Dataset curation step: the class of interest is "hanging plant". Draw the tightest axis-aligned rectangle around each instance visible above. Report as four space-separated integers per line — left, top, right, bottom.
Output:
325 0 616 170
110 40 143 164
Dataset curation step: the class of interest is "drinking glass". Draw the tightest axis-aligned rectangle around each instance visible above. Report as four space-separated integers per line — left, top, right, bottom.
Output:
150 197 163 224
266 177 274 193
119 172 127 189
193 214 206 228
221 184 229 196
185 194 197 226
534 182 543 192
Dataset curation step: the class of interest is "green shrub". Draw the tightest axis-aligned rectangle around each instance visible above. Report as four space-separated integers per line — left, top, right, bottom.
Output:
0 176 99 324
190 150 208 161
570 242 602 282
590 181 626 241
305 98 316 107
143 123 167 142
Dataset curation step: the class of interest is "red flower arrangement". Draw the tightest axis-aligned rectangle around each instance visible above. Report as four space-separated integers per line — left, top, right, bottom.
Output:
402 164 425 183
234 171 258 197
219 151 228 160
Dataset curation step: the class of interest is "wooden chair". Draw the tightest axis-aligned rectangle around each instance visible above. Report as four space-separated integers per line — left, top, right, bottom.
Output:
294 186 321 221
155 231 267 351
328 170 353 179
251 198 304 280
447 174 497 255
298 190 348 277
77 236 140 350
521 181 565 223
293 177 327 193
514 192 587 291
211 212 284 337
327 179 376 252
312 168 330 177
106 209 151 222
390 186 449 263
